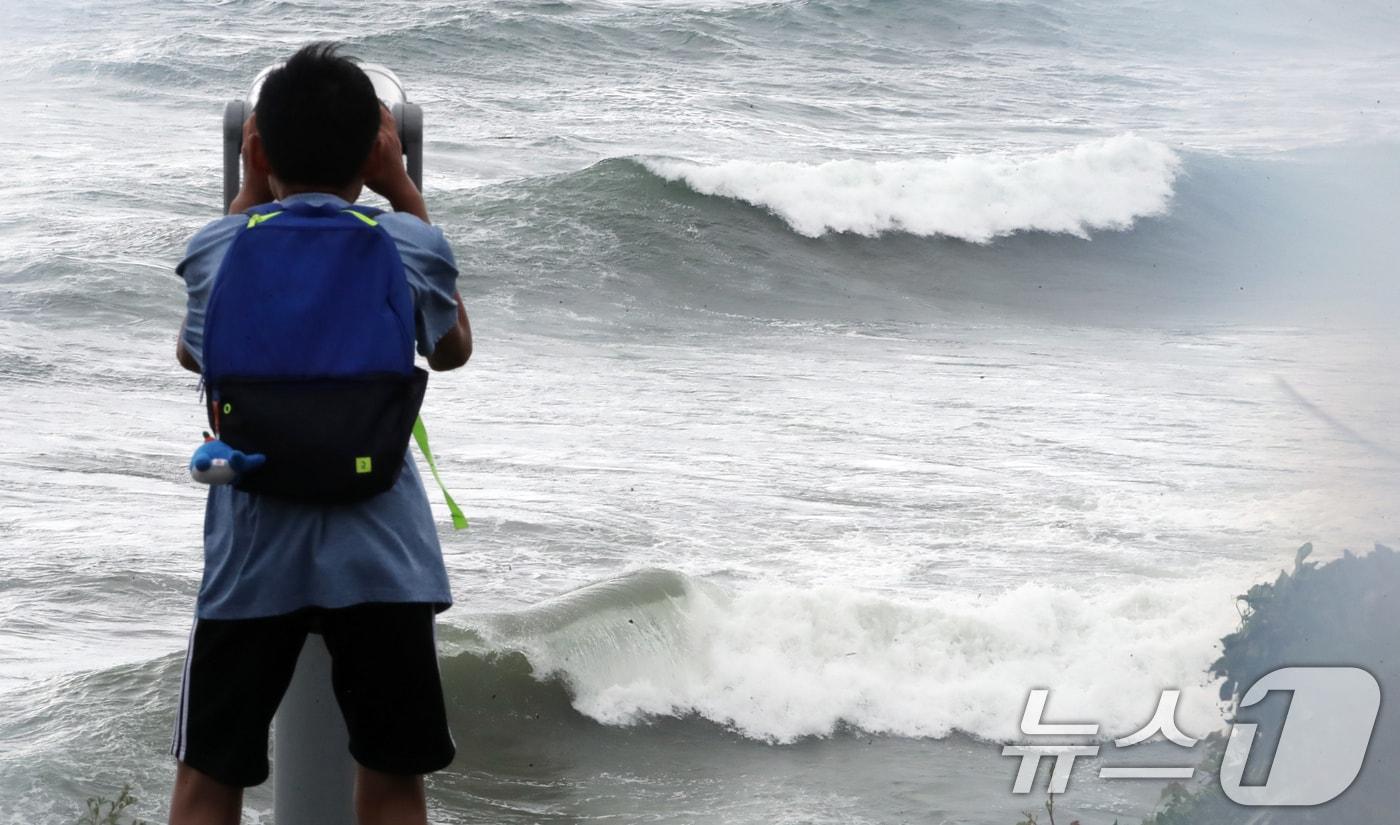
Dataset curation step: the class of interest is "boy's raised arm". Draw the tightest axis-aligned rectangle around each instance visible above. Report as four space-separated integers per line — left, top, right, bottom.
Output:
364 107 429 223
428 296 472 371
362 107 470 369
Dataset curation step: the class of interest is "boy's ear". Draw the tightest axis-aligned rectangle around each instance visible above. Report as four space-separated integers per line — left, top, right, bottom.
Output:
246 131 271 176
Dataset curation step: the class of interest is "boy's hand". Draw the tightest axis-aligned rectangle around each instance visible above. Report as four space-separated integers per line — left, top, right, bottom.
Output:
227 114 273 214
362 104 430 222
363 105 410 197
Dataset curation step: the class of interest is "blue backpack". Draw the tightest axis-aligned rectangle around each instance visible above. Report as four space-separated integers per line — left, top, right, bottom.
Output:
202 200 428 504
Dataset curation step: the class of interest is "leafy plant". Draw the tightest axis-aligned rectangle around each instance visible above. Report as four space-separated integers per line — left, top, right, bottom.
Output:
1145 542 1400 825
78 784 148 825
1012 543 1400 825
1013 793 1083 825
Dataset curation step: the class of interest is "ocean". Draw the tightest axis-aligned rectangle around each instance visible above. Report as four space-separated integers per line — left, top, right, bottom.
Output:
1 0 1398 822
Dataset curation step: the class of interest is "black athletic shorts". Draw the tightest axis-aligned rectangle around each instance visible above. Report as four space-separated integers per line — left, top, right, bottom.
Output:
169 602 456 788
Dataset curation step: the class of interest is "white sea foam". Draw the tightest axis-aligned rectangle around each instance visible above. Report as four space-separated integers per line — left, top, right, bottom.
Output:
481 570 1237 743
641 135 1182 241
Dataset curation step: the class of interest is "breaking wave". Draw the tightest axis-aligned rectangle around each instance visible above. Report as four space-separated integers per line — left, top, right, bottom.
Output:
5 568 1237 761
445 567 1235 743
640 135 1182 241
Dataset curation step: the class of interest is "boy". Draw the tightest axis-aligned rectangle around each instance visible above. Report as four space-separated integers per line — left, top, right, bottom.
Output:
170 43 471 825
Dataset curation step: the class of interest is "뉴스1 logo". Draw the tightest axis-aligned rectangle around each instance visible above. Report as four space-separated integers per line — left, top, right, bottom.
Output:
1219 666 1380 806
1004 666 1381 806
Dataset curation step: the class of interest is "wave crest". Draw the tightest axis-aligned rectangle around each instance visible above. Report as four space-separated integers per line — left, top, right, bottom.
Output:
461 568 1232 743
640 135 1181 241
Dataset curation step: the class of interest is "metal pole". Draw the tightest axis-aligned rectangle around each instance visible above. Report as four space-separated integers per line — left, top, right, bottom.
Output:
273 633 355 825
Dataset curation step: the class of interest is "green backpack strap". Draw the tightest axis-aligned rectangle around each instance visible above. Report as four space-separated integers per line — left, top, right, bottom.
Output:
412 416 468 530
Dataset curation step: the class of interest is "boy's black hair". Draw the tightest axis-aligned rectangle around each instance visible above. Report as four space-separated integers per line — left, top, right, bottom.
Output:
255 43 380 188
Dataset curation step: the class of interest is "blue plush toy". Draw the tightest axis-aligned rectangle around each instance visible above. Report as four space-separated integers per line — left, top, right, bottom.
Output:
190 432 266 485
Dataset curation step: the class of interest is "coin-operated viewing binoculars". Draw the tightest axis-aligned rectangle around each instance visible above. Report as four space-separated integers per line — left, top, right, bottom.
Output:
221 63 423 212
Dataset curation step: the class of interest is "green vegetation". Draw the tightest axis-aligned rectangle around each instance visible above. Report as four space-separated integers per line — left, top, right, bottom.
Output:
1015 793 1085 825
1015 543 1399 825
1143 543 1395 824
77 784 148 825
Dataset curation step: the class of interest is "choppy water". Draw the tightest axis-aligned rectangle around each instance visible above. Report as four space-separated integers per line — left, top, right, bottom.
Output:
2 1 1399 823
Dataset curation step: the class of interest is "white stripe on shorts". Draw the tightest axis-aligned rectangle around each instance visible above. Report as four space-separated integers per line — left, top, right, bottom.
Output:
171 613 199 762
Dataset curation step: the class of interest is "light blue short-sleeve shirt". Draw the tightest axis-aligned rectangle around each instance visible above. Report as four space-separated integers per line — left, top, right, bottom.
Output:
178 193 458 620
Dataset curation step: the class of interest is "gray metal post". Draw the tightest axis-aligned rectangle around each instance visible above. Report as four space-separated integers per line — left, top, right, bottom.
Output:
221 99 246 214
273 634 355 825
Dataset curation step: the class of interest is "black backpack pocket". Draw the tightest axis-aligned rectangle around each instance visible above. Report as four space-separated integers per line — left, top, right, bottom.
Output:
211 367 429 504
